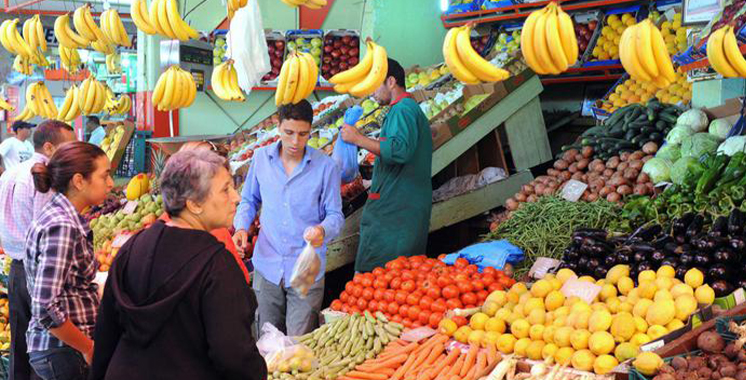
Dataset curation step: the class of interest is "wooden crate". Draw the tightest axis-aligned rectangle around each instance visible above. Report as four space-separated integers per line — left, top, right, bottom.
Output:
103 121 136 172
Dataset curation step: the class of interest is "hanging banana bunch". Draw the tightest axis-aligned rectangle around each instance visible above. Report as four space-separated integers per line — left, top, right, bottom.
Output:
279 0 327 10
0 19 35 58
227 0 248 20
0 96 15 112
147 0 199 41
78 76 108 115
275 51 319 106
13 55 33 75
54 13 90 49
60 46 82 74
520 2 579 75
212 60 246 101
16 104 35 121
329 39 386 98
619 19 676 88
100 9 132 47
22 15 47 52
26 82 58 120
131 0 157 35
106 94 132 115
57 85 82 122
443 24 510 84
706 25 746 78
152 66 197 111
106 53 122 74
73 4 110 45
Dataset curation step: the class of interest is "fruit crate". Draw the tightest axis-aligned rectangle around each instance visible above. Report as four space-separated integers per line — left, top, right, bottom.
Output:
285 29 323 83
262 30 286 86
628 350 703 380
115 130 152 178
574 10 603 67
583 5 648 67
320 29 361 86
444 0 479 15
590 73 627 120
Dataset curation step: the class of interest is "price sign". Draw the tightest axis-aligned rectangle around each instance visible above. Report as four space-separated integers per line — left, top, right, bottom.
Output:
122 200 138 215
560 179 588 202
561 278 601 304
111 233 133 249
528 258 562 280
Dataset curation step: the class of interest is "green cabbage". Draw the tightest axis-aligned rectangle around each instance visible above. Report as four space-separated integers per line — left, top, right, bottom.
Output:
681 133 721 158
655 144 681 162
642 157 673 184
665 126 694 146
676 109 709 132
670 157 705 185
708 118 732 140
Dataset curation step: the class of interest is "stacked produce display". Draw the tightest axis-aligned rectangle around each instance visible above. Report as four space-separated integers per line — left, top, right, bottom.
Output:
591 13 635 61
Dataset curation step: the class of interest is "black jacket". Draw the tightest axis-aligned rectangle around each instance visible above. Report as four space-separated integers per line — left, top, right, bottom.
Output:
90 220 266 380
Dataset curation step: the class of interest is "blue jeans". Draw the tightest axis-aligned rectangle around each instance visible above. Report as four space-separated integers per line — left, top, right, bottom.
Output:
28 347 88 380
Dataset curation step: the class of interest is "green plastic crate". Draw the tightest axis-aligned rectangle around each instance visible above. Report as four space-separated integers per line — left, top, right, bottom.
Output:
628 350 702 380
715 314 746 342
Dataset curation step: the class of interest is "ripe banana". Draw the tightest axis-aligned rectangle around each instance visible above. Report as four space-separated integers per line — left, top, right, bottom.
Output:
279 0 326 8
78 76 107 115
25 82 57 119
212 60 246 101
75 4 110 45
0 96 15 112
620 20 676 87
92 40 115 55
16 104 35 121
620 24 652 82
13 55 32 75
60 46 82 74
635 19 659 78
57 86 81 122
455 25 510 82
148 0 198 41
101 9 132 47
152 66 197 111
330 40 374 85
54 14 89 49
723 26 746 77
650 22 676 85
274 52 318 105
106 53 122 74
23 15 46 52
131 0 158 35
521 2 578 75
707 25 746 78
331 39 387 97
3 19 34 58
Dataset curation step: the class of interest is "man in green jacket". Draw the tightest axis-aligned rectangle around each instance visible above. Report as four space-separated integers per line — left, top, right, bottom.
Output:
341 58 433 273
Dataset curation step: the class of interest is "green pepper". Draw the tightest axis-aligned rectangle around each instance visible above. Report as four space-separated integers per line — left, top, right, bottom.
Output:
730 186 745 201
696 155 729 194
714 153 746 188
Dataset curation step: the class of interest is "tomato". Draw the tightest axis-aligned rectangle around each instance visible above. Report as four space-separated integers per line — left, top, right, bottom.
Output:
456 281 473 294
331 300 343 311
407 305 421 320
416 271 428 282
362 287 374 300
390 277 403 290
446 298 463 310
465 264 479 275
437 254 447 260
426 285 441 300
401 280 416 292
454 258 469 268
476 290 489 302
394 290 408 305
372 267 385 277
410 260 422 270
353 274 364 285
406 292 422 306
342 304 350 313
373 279 388 289
339 291 349 303
373 288 385 301
361 276 373 288
430 299 447 313
418 309 432 325
483 266 497 277
452 315 468 327
387 302 400 315
352 285 363 298
433 260 446 269
409 255 425 264
488 283 504 292
454 273 469 282
442 285 460 299
378 301 388 313
384 289 396 302
482 275 496 286
399 304 410 317
429 312 443 328
345 282 354 294
472 279 485 291
368 300 379 311
402 318 413 328
460 292 477 306
498 276 512 288
348 296 358 306
350 306 362 314
464 304 476 309
391 314 403 323
436 275 454 288
401 270 416 281
383 272 394 283
356 298 367 310
419 296 434 311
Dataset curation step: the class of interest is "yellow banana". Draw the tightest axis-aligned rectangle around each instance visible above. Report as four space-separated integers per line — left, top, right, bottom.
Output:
73 5 97 42
228 63 246 101
57 86 74 120
35 15 46 52
293 54 310 103
149 0 167 36
211 62 230 100
95 81 108 114
333 82 354 94
78 78 92 113
635 20 659 78
533 11 560 74
621 25 652 82
110 10 131 47
544 6 568 72
300 52 318 98
157 0 177 39
161 68 178 110
152 67 169 107
723 26 746 77
0 20 15 54
557 10 578 67
84 78 99 114
282 54 300 105
280 0 306 7
7 19 34 58
349 43 388 97
23 18 35 50
649 23 675 85
67 85 83 121
82 4 110 45
165 0 190 41
330 40 374 85
55 14 89 49
0 96 14 112
307 0 327 7
707 26 739 78
275 58 292 106
131 0 158 35
456 26 510 81
17 104 34 121
171 69 186 109
443 27 480 84
180 70 197 107
25 83 41 116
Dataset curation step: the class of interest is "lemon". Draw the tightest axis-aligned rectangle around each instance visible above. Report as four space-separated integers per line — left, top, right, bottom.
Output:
606 297 622 313
511 319 530 339
638 281 657 299
565 296 581 308
594 354 619 375
555 306 570 318
554 326 573 347
599 284 618 301
573 310 592 330
571 301 591 314
654 289 673 302
591 303 610 312
553 316 566 328
484 317 506 333
438 319 458 336
545 291 565 311
619 302 633 313
542 325 557 344
655 265 675 279
570 329 591 350
549 278 563 291
630 333 651 346
695 285 715 305
633 316 648 333
571 349 596 372
633 299 654 319
468 330 486 347
531 279 553 298
519 292 532 306
542 343 559 360
529 324 546 341
555 347 575 365
633 352 664 376
513 304 525 318
507 291 520 304
556 268 577 284
486 290 508 305
526 340 545 360
470 312 490 330
684 268 704 288
495 308 512 321
496 333 516 354
545 312 555 326
627 288 641 304
484 331 501 348
638 270 656 283
666 319 685 332
674 295 698 321
618 277 634 295
513 337 531 357
646 300 676 326
647 325 668 340
589 331 615 355
511 282 528 295
481 300 500 317
610 312 636 342
527 308 546 326
579 276 596 284
507 312 521 325
454 326 472 343
524 297 545 314
614 342 639 362
655 277 674 291
589 310 612 332
595 279 606 286
671 283 694 299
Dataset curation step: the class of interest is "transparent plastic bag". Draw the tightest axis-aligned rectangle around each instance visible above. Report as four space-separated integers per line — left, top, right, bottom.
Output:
333 106 364 184
256 323 316 373
289 236 321 298
226 1 270 94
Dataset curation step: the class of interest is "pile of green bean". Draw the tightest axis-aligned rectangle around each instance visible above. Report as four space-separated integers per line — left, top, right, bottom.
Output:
484 196 622 277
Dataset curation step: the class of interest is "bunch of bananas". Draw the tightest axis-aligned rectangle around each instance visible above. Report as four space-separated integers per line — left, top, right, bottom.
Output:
57 85 82 122
54 14 90 49
92 40 115 55
227 0 248 20
152 66 197 111
60 46 82 74
22 15 46 52
13 55 33 76
106 53 122 74
443 25 510 84
619 19 676 88
275 52 319 106
521 2 578 75
279 0 327 9
106 94 132 115
100 9 132 47
329 40 387 98
73 4 109 45
0 96 15 112
131 0 157 35
78 76 108 115
706 25 746 78
25 82 58 120
130 0 198 41
212 60 246 102
0 19 34 57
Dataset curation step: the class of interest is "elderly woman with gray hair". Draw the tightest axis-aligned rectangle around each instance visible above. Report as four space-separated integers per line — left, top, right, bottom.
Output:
89 149 267 380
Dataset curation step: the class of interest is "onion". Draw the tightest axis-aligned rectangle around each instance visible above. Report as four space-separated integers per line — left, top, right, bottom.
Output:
526 194 538 202
593 162 606 173
642 142 659 155
606 192 621 203
572 172 584 181
587 193 599 202
599 186 615 197
547 169 560 177
591 179 605 189
610 176 628 187
505 198 519 210
535 183 546 194
515 192 528 202
562 149 579 162
617 185 633 195
620 152 631 162
603 169 615 177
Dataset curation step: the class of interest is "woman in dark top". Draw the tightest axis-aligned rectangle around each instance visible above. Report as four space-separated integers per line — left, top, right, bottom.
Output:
90 149 266 380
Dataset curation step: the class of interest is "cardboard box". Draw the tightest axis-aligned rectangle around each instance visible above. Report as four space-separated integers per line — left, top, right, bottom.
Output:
703 96 744 126
463 81 509 98
431 122 453 150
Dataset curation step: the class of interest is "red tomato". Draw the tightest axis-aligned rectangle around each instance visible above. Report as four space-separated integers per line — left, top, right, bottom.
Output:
442 285 460 299
407 305 421 320
495 269 505 278
466 264 479 275
378 301 388 313
437 275 454 288
368 300 378 311
331 300 342 311
391 314 403 323
419 296 434 311
352 285 363 298
402 318 413 328
454 258 469 268
387 302 400 315
454 273 470 282
361 276 373 288
350 306 361 314
465 304 476 309
356 298 367 310
409 255 425 264
416 271 428 282
488 283 504 292
452 315 468 327
394 290 408 305
472 279 485 291
406 292 422 306
429 312 443 328
339 291 349 303
437 254 447 260
399 304 410 317
373 288 385 301
431 299 447 313
353 274 364 285
362 288 374 301
433 260 446 268
460 292 477 305
372 267 385 277
384 289 396 302
456 281 473 294
342 304 350 313
418 310 432 325
345 282 354 294
410 261 422 270
390 277 403 290
426 286 441 300
401 280 416 292
373 279 388 289
446 298 463 310
483 267 497 277
476 290 489 302
401 270 416 281
482 275 496 286
498 276 512 288
384 272 394 283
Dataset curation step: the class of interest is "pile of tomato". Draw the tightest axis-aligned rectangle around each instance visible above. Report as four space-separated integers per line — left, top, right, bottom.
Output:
330 255 516 329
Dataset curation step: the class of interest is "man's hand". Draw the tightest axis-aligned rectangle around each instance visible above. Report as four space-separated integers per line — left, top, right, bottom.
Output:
340 124 364 146
303 226 325 248
233 229 249 254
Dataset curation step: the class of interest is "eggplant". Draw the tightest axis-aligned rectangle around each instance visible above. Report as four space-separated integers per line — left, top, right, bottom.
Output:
653 236 673 250
650 250 666 263
562 261 578 271
679 252 694 267
633 251 648 263
604 255 618 267
692 234 710 251
711 280 733 297
564 249 580 261
713 249 736 263
660 256 679 268
577 256 589 269
675 244 693 255
609 236 629 245
730 237 746 252
633 224 663 241
616 251 632 264
675 235 688 245
693 253 711 267
629 243 656 253
708 264 729 280
637 261 653 272
587 258 601 270
594 266 608 279
663 242 679 253
686 214 705 240
673 213 695 236
572 229 608 240
710 216 729 237
675 266 689 279
728 209 743 236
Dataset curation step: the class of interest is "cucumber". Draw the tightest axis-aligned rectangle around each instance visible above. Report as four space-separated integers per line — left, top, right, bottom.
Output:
659 112 678 123
630 135 646 146
647 108 657 121
655 120 668 131
640 126 655 136
608 127 625 138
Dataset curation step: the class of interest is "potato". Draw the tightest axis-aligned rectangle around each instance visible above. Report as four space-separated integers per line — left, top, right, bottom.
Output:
577 158 590 170
620 151 632 161
637 172 651 184
587 193 599 202
559 171 572 181
617 162 629 172
547 168 560 177
568 162 579 173
603 168 615 177
624 168 640 180
630 151 645 161
642 155 654 163
599 186 615 197
634 184 648 195
698 331 726 354
606 156 621 169
572 172 584 181
606 192 621 203
554 160 569 170
617 185 633 195
581 146 593 158
629 160 644 170
562 149 579 162
643 141 659 155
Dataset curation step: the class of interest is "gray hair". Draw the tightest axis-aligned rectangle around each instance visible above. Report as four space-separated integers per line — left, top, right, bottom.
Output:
160 149 228 217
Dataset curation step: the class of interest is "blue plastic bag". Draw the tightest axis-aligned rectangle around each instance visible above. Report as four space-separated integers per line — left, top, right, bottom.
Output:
333 106 364 184
440 240 524 271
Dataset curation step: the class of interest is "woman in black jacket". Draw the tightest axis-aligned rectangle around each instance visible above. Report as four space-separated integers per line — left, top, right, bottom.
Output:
90 149 267 380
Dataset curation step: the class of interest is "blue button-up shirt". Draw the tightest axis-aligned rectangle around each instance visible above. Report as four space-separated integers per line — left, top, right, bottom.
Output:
234 141 344 286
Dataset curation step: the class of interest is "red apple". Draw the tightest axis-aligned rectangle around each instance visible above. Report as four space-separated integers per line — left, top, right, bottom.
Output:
341 35 352 44
330 68 340 75
322 63 331 72
349 57 359 66
339 62 348 70
340 46 349 55
349 47 359 56
324 45 333 53
331 50 341 58
350 38 359 47
323 56 332 63
274 50 283 58
333 41 342 49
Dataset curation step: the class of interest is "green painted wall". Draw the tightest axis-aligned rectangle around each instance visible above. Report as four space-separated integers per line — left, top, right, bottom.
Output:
171 0 446 136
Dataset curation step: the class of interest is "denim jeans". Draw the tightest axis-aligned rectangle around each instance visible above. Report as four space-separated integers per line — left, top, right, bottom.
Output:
9 260 41 380
28 347 88 380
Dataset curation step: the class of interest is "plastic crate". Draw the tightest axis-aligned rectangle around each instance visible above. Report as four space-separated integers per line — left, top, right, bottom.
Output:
444 1 479 15
715 314 746 342
583 5 647 67
262 30 286 85
320 29 361 85
629 350 702 380
574 10 604 67
115 130 152 178
590 74 628 120
480 0 518 11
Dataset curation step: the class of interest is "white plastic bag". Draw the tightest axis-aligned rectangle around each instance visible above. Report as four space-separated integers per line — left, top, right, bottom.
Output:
226 1 270 94
256 323 316 373
290 237 321 298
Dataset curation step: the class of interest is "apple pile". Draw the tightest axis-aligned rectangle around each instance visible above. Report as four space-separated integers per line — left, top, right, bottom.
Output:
575 19 598 57
471 35 490 56
288 36 323 65
321 34 360 80
212 37 227 66
264 39 285 81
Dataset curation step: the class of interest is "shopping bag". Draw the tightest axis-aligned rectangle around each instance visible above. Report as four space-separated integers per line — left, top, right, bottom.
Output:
256 323 317 373
226 1 270 94
440 240 524 271
333 106 364 183
289 234 321 298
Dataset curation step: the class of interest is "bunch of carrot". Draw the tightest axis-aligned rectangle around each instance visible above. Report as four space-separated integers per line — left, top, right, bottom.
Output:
338 334 502 380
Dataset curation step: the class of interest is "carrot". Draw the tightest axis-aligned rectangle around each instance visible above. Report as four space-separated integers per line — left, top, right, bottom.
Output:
391 352 417 380
432 347 461 375
424 344 444 366
374 368 396 376
434 365 451 380
446 356 464 378
475 352 487 378
487 342 498 365
463 365 477 380
460 344 478 377
345 371 387 380
380 341 419 359
449 375 460 380
409 343 435 374
413 334 447 356
366 353 409 372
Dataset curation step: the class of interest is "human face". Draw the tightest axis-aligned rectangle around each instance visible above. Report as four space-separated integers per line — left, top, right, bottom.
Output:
41 129 76 158
16 128 31 140
279 118 312 159
372 77 395 105
74 155 114 208
196 167 240 231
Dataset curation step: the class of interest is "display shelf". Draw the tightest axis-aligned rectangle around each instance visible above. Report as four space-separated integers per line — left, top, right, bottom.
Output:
538 64 624 84
441 0 643 28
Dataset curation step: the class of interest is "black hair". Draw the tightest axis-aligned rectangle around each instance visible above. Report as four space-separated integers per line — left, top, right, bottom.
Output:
11 120 34 133
278 100 313 125
386 58 406 88
33 120 74 150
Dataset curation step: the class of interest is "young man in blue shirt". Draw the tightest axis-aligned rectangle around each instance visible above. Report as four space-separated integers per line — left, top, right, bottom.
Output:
233 100 344 336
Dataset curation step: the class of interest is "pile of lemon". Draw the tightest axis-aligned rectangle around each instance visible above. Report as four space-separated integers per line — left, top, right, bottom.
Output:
438 264 716 375
660 12 689 55
592 13 636 61
598 72 692 113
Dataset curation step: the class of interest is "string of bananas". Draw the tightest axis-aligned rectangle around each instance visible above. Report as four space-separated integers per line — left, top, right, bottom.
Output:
57 85 82 122
54 14 90 49
13 55 33 75
100 9 132 47
279 0 327 9
227 0 248 20
131 0 158 35
92 40 116 55
443 24 510 84
106 94 132 115
619 19 676 88
106 53 122 74
16 104 35 121
706 25 746 78
73 4 109 45
152 66 197 111
145 0 198 41
0 96 15 112
60 46 82 74
0 19 35 58
22 15 46 52
26 82 58 120
329 39 387 98
78 76 108 115
520 2 578 75
275 51 319 106
212 60 246 101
